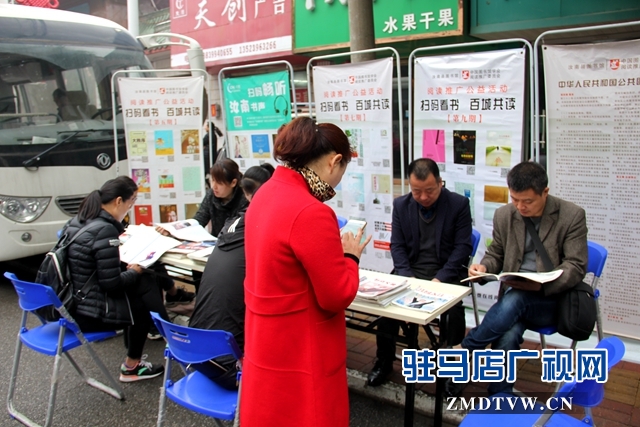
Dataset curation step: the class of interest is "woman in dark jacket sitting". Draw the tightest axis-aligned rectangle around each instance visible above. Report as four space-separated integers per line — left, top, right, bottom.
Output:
66 176 167 382
188 163 273 389
194 158 248 236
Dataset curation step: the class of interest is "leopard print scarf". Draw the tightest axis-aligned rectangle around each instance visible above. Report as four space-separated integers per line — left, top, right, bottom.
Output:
288 165 336 202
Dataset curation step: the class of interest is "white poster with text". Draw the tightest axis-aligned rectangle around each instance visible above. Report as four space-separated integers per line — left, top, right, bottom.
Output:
414 49 526 310
118 76 205 226
544 39 640 339
313 58 394 273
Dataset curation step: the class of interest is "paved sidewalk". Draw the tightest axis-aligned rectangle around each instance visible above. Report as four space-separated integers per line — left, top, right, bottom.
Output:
346 323 640 426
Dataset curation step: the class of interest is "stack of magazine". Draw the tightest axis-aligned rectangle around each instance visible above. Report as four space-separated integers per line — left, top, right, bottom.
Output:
355 276 410 307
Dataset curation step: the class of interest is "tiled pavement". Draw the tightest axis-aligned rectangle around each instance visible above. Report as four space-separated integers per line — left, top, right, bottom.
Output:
345 324 640 426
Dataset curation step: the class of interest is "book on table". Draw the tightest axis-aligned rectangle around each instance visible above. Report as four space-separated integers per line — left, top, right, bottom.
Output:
186 246 216 262
354 275 410 307
155 218 217 242
119 225 181 268
392 285 455 313
167 240 216 254
460 270 563 284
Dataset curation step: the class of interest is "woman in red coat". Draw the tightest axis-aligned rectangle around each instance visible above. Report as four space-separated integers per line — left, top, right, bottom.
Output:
242 117 371 426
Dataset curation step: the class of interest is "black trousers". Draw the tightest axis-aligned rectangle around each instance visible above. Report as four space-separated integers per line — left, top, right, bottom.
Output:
74 272 169 360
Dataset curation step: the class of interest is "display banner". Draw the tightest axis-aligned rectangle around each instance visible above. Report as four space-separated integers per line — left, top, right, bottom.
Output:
223 70 291 171
118 76 205 225
544 39 640 339
413 49 526 310
313 58 394 272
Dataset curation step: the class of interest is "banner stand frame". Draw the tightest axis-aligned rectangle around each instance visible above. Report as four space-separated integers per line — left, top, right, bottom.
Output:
408 40 534 166
110 69 211 175
306 48 405 193
217 61 297 159
533 20 640 165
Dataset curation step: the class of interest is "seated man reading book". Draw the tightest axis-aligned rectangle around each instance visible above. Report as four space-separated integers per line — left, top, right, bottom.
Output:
367 158 472 386
447 161 588 397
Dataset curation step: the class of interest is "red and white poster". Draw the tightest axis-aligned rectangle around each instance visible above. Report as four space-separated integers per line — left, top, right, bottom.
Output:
170 0 293 67
544 39 640 339
313 58 395 273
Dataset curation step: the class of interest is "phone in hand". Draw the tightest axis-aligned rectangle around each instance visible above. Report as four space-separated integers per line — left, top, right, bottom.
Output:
340 219 367 244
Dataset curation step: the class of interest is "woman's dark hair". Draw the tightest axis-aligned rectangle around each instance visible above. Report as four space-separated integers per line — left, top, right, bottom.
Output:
240 163 274 197
273 117 352 169
507 161 548 195
77 176 137 222
210 158 242 185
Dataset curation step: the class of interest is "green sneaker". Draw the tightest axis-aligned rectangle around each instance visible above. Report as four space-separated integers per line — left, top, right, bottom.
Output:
119 356 164 382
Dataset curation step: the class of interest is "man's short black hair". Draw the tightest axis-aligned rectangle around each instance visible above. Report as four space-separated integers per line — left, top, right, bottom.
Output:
408 158 440 181
507 162 548 195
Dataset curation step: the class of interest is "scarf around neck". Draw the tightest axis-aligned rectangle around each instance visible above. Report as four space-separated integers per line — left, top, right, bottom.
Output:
288 165 336 202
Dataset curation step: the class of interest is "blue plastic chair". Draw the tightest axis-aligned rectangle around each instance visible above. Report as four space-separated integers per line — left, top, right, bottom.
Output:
459 336 625 427
467 229 482 326
151 312 243 427
535 240 608 349
4 272 124 427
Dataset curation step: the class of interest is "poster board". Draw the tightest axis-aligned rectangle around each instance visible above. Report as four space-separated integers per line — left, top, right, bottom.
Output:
413 48 527 309
313 57 395 273
222 70 291 172
118 76 205 225
544 39 640 339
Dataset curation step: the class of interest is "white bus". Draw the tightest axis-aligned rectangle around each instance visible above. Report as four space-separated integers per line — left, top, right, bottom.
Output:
0 4 152 261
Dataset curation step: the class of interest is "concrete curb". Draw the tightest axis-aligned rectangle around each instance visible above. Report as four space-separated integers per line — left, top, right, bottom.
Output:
347 368 465 425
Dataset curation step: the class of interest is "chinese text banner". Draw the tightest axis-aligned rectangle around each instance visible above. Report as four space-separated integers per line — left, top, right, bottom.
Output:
224 70 291 172
119 76 205 226
313 57 394 272
544 40 640 339
414 49 526 309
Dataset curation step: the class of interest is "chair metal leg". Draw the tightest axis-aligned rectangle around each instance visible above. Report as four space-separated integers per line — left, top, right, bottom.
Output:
539 333 547 349
76 335 125 400
595 298 604 342
470 282 480 326
156 355 172 427
233 379 242 427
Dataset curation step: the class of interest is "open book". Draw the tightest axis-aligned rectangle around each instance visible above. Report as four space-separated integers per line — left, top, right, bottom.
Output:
119 225 181 268
460 270 563 284
392 285 455 313
155 219 217 242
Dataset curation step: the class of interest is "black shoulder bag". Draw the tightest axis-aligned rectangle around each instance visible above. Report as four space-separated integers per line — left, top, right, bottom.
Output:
524 218 596 341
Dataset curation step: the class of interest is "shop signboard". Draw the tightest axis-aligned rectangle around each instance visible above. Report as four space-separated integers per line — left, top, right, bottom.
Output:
294 0 462 53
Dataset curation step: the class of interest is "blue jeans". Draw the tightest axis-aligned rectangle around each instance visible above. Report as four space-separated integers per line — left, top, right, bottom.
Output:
462 288 559 394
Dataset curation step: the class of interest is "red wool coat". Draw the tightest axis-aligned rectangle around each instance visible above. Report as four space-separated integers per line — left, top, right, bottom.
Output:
241 166 359 427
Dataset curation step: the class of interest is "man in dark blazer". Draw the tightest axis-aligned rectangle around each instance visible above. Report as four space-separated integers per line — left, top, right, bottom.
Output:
367 158 472 386
447 161 588 397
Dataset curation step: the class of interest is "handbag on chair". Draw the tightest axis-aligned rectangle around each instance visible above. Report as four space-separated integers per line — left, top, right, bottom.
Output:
524 218 597 341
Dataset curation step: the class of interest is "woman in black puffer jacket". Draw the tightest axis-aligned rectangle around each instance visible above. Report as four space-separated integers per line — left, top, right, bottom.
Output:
66 176 167 383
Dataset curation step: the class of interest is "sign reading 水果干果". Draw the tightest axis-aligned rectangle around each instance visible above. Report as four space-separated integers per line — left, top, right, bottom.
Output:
293 0 462 53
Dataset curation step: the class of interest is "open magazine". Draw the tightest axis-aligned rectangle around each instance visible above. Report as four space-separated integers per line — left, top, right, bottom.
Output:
155 218 217 242
392 285 455 313
167 240 216 254
460 270 563 284
119 225 181 267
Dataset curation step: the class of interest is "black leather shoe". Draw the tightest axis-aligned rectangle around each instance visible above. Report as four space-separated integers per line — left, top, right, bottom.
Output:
367 359 394 387
444 378 466 398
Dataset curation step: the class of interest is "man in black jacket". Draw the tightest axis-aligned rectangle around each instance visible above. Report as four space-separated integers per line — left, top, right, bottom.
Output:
367 158 473 386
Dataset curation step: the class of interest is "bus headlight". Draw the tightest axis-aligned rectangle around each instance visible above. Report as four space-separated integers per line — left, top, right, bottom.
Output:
0 196 50 223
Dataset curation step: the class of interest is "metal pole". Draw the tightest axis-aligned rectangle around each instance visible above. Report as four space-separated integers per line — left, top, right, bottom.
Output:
127 0 139 37
348 0 376 63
